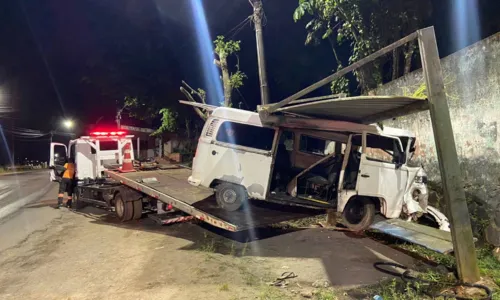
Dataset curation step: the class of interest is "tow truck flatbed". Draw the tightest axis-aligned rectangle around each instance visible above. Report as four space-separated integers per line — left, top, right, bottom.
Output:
105 167 321 231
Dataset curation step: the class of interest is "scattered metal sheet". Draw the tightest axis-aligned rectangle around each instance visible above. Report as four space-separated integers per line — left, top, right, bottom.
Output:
370 218 454 254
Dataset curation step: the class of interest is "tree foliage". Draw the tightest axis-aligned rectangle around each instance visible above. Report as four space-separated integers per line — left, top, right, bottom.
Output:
152 108 177 136
294 0 432 93
213 36 247 106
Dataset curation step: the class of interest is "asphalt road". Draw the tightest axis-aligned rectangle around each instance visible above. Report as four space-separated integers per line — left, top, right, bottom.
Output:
0 170 54 220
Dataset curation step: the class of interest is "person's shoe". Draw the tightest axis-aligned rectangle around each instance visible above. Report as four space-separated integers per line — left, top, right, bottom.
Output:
66 201 72 208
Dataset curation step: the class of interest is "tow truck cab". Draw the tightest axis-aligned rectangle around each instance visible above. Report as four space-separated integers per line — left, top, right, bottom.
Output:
49 130 134 181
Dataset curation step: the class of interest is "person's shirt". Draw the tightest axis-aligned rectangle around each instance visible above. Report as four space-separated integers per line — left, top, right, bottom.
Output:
63 163 75 179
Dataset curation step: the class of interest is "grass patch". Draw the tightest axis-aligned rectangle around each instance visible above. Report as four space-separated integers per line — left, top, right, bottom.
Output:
476 246 500 286
229 242 236 256
218 264 228 272
399 243 500 286
258 286 289 300
241 240 249 256
397 243 456 268
238 265 260 286
370 278 425 300
361 243 500 299
219 283 229 291
315 288 338 300
199 233 216 253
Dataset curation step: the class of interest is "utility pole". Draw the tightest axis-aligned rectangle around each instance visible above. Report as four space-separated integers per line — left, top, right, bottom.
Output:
418 27 480 282
250 0 270 105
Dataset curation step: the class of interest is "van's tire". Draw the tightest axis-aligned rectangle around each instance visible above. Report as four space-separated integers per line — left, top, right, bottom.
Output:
71 187 87 210
342 197 375 232
215 183 248 212
114 193 134 222
132 199 143 220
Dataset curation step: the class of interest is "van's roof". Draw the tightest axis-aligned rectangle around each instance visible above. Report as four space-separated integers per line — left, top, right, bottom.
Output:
211 107 416 138
211 107 264 126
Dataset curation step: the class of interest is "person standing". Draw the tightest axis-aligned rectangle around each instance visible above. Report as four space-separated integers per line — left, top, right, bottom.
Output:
56 157 76 208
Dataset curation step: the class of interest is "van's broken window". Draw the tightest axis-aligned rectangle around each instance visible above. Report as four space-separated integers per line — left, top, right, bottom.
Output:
216 121 275 151
299 135 332 156
353 134 403 164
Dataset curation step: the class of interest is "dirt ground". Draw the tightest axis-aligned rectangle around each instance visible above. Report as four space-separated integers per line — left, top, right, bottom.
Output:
0 199 418 300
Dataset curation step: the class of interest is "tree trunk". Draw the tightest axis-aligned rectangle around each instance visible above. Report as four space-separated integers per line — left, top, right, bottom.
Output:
327 36 342 67
215 57 232 107
358 65 379 94
392 48 400 81
404 40 416 75
180 87 207 120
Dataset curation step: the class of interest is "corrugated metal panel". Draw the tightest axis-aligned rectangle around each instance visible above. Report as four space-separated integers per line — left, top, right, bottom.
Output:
276 96 428 124
370 218 453 254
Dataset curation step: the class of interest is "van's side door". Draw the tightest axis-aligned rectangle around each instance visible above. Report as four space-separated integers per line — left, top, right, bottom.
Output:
206 121 276 200
356 134 408 218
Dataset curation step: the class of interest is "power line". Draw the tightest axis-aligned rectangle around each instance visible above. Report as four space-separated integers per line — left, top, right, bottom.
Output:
225 15 253 39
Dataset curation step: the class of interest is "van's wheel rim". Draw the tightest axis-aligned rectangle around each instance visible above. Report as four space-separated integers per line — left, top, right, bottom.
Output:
346 205 364 224
222 189 237 204
116 199 124 217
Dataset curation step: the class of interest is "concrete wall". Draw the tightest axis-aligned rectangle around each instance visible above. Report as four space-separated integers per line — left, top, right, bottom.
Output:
373 32 500 229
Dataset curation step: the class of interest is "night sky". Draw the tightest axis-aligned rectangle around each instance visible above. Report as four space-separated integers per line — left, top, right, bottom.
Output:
0 0 499 164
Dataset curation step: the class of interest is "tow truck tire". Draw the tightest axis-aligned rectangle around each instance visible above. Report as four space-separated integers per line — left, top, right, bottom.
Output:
114 193 134 222
216 183 247 212
342 197 375 232
132 199 143 220
71 187 87 210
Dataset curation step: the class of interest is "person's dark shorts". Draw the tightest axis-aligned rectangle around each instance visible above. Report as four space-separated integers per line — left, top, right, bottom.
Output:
59 178 74 195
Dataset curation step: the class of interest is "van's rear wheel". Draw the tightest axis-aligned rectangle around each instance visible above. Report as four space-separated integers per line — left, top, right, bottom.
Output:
216 183 247 212
115 193 134 222
342 197 375 232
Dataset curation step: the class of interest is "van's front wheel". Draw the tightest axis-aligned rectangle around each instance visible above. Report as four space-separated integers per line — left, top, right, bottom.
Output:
216 183 247 212
342 197 375 232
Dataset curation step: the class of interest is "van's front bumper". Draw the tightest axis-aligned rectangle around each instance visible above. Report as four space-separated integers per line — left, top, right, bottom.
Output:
188 176 201 186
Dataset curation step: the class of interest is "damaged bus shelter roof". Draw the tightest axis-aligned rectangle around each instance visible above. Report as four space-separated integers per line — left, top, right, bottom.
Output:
259 95 429 125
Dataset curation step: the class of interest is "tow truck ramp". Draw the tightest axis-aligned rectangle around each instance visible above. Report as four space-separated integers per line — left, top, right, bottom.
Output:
105 167 454 253
105 168 321 232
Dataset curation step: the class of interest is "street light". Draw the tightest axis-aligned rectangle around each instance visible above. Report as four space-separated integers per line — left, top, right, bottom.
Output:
50 119 75 143
63 119 74 129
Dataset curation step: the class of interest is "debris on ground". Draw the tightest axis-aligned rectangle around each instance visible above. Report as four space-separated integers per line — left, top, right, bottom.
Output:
267 271 297 287
300 289 313 298
493 246 500 262
312 279 330 288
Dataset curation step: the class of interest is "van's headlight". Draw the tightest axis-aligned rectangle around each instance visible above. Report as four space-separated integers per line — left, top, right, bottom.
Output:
414 175 428 184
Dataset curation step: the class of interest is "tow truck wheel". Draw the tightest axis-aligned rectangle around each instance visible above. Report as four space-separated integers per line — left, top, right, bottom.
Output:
342 197 375 232
132 199 143 220
114 193 134 222
216 183 247 212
